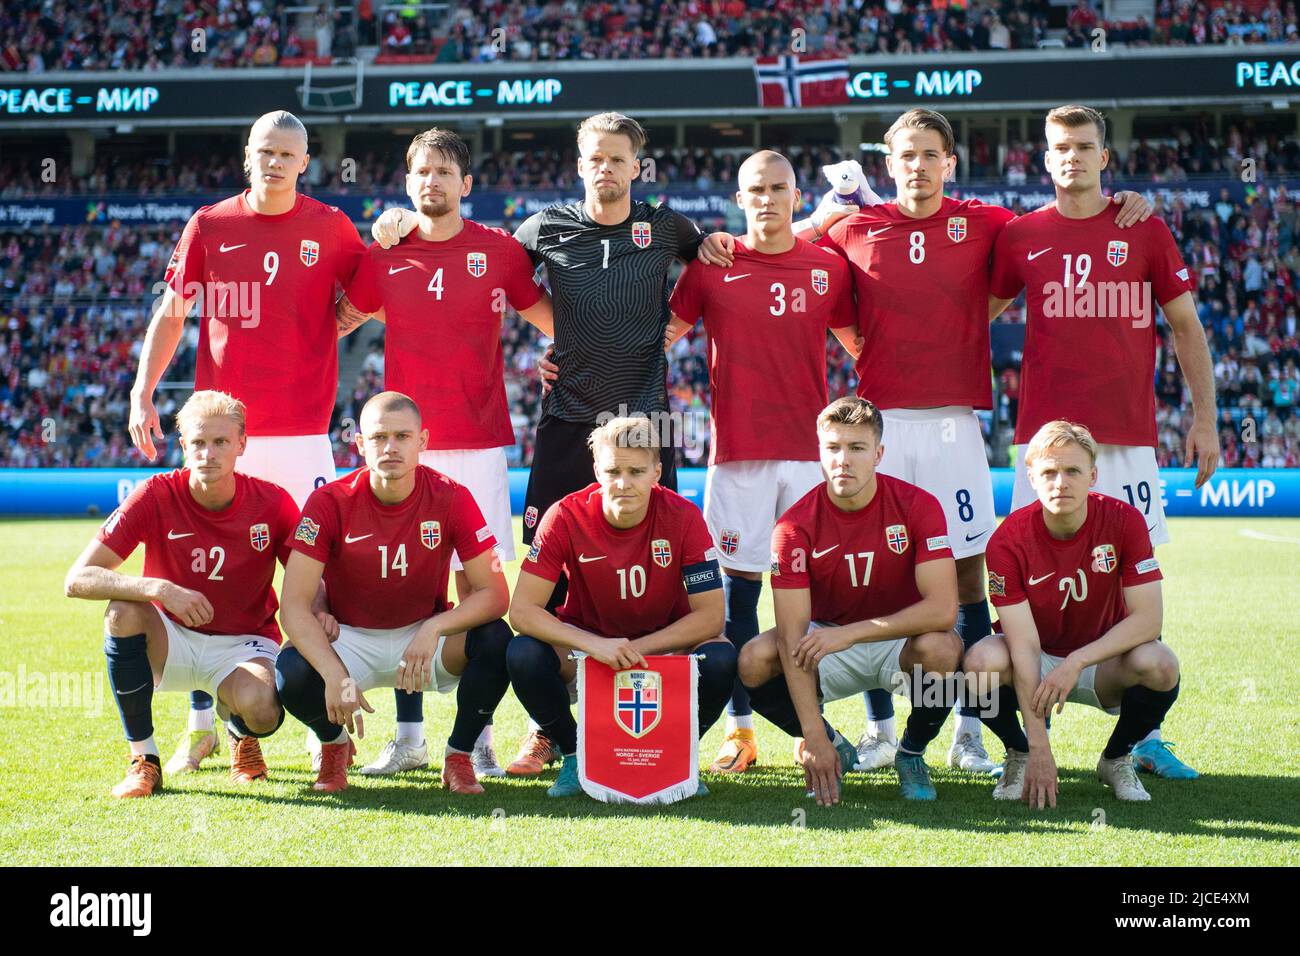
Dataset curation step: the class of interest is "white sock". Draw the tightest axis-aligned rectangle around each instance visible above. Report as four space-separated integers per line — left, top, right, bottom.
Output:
475 724 493 748
189 708 215 732
868 717 896 744
325 728 348 745
527 718 540 734
1139 728 1162 745
129 736 159 757
956 714 984 738
445 744 469 756
731 714 754 732
396 721 423 746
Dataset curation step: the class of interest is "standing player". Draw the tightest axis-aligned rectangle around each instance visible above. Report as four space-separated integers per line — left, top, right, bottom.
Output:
965 421 1180 806
506 416 733 797
375 111 731 775
129 110 366 774
274 391 513 794
802 109 1152 775
988 104 1217 779
65 391 302 797
662 149 860 775
737 397 961 804
336 127 553 779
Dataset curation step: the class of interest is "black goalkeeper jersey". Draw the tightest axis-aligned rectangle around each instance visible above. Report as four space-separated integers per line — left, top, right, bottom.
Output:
514 200 704 423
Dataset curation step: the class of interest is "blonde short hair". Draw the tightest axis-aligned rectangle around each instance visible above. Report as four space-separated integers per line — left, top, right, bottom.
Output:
243 110 308 181
1045 104 1107 147
816 396 883 444
176 390 246 437
576 112 647 155
1024 420 1099 469
587 415 660 459
885 108 955 156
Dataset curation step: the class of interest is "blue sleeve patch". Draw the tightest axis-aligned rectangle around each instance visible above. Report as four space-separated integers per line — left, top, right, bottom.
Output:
684 559 722 594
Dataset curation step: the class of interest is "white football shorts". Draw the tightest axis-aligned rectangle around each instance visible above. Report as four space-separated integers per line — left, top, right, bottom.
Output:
876 406 996 560
331 620 458 694
704 459 824 573
811 620 908 704
1038 649 1119 716
239 434 335 510
419 446 515 569
156 617 279 696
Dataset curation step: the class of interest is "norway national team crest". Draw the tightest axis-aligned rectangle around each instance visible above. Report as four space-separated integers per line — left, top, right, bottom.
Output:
810 269 828 296
1107 240 1128 267
719 529 740 556
614 669 661 738
1091 543 1117 573
249 523 270 552
947 217 967 242
651 538 672 569
466 251 487 277
631 221 652 249
299 239 320 267
524 506 538 529
420 520 441 550
885 524 910 555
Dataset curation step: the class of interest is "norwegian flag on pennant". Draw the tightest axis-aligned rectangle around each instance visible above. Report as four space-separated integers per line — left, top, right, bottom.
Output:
754 53 850 108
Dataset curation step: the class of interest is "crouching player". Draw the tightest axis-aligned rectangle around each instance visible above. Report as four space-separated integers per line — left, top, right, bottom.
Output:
738 397 961 805
275 391 512 794
506 416 735 798
65 391 299 797
966 421 1179 806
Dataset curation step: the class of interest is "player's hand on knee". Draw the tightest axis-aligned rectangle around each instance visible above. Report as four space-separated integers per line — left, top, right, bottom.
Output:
1032 660 1079 717
1024 750 1058 810
371 208 414 249
697 231 735 267
314 611 340 643
397 628 440 692
794 626 846 672
1111 190 1152 228
160 582 214 628
128 394 162 460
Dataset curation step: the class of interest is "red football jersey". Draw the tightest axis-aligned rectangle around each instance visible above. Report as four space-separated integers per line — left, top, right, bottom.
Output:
524 483 719 640
669 238 855 464
821 197 1014 411
164 192 366 436
989 205 1194 446
986 492 1163 657
289 465 495 629
96 469 300 643
771 474 953 626
347 220 544 450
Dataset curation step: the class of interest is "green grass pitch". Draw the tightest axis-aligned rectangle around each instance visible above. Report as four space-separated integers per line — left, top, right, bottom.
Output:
1 516 1297 866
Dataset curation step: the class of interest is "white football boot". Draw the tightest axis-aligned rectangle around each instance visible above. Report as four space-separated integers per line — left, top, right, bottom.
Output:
992 749 1028 801
854 731 898 771
1097 754 1152 801
359 738 430 776
472 740 506 778
948 730 1000 774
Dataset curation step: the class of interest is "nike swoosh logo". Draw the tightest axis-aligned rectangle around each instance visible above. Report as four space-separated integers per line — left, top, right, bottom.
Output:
218 243 246 252
1147 523 1158 535
344 533 372 543
167 530 194 540
557 233 578 243
867 226 892 238
1027 248 1053 261
722 273 751 283
964 530 989 542
577 554 606 563
1028 573 1053 586
115 681 151 696
388 265 414 275
811 545 838 558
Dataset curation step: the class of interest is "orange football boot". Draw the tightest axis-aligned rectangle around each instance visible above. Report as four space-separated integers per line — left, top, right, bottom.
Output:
709 728 759 773
506 729 562 776
229 731 269 784
112 754 162 798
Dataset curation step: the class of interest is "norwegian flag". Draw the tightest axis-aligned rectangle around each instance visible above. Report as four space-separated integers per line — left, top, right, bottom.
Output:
754 54 850 108
719 530 739 556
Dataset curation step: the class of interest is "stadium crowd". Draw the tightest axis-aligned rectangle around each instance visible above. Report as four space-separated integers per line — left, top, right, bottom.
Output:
2 0 1296 74
2 178 1298 469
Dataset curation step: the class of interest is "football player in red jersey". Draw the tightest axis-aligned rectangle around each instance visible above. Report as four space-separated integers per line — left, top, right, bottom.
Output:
128 110 366 773
989 105 1215 779
801 110 1154 777
65 391 307 798
506 416 733 799
965 421 1179 807
662 149 861 776
275 391 513 795
335 128 554 779
738 397 962 806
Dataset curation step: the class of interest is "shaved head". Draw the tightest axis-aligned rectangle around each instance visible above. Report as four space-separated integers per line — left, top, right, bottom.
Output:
738 149 796 188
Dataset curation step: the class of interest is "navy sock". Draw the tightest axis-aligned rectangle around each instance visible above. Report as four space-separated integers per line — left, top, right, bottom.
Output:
228 708 285 740
863 687 895 721
899 674 951 755
506 634 576 755
1104 680 1180 760
274 646 343 744
956 601 993 719
979 684 1029 753
190 690 214 711
449 619 513 752
104 633 154 742
696 641 738 735
723 575 762 718
394 689 423 723
742 672 806 739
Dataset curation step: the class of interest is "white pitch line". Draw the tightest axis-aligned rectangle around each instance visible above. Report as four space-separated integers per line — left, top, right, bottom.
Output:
1238 529 1300 545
